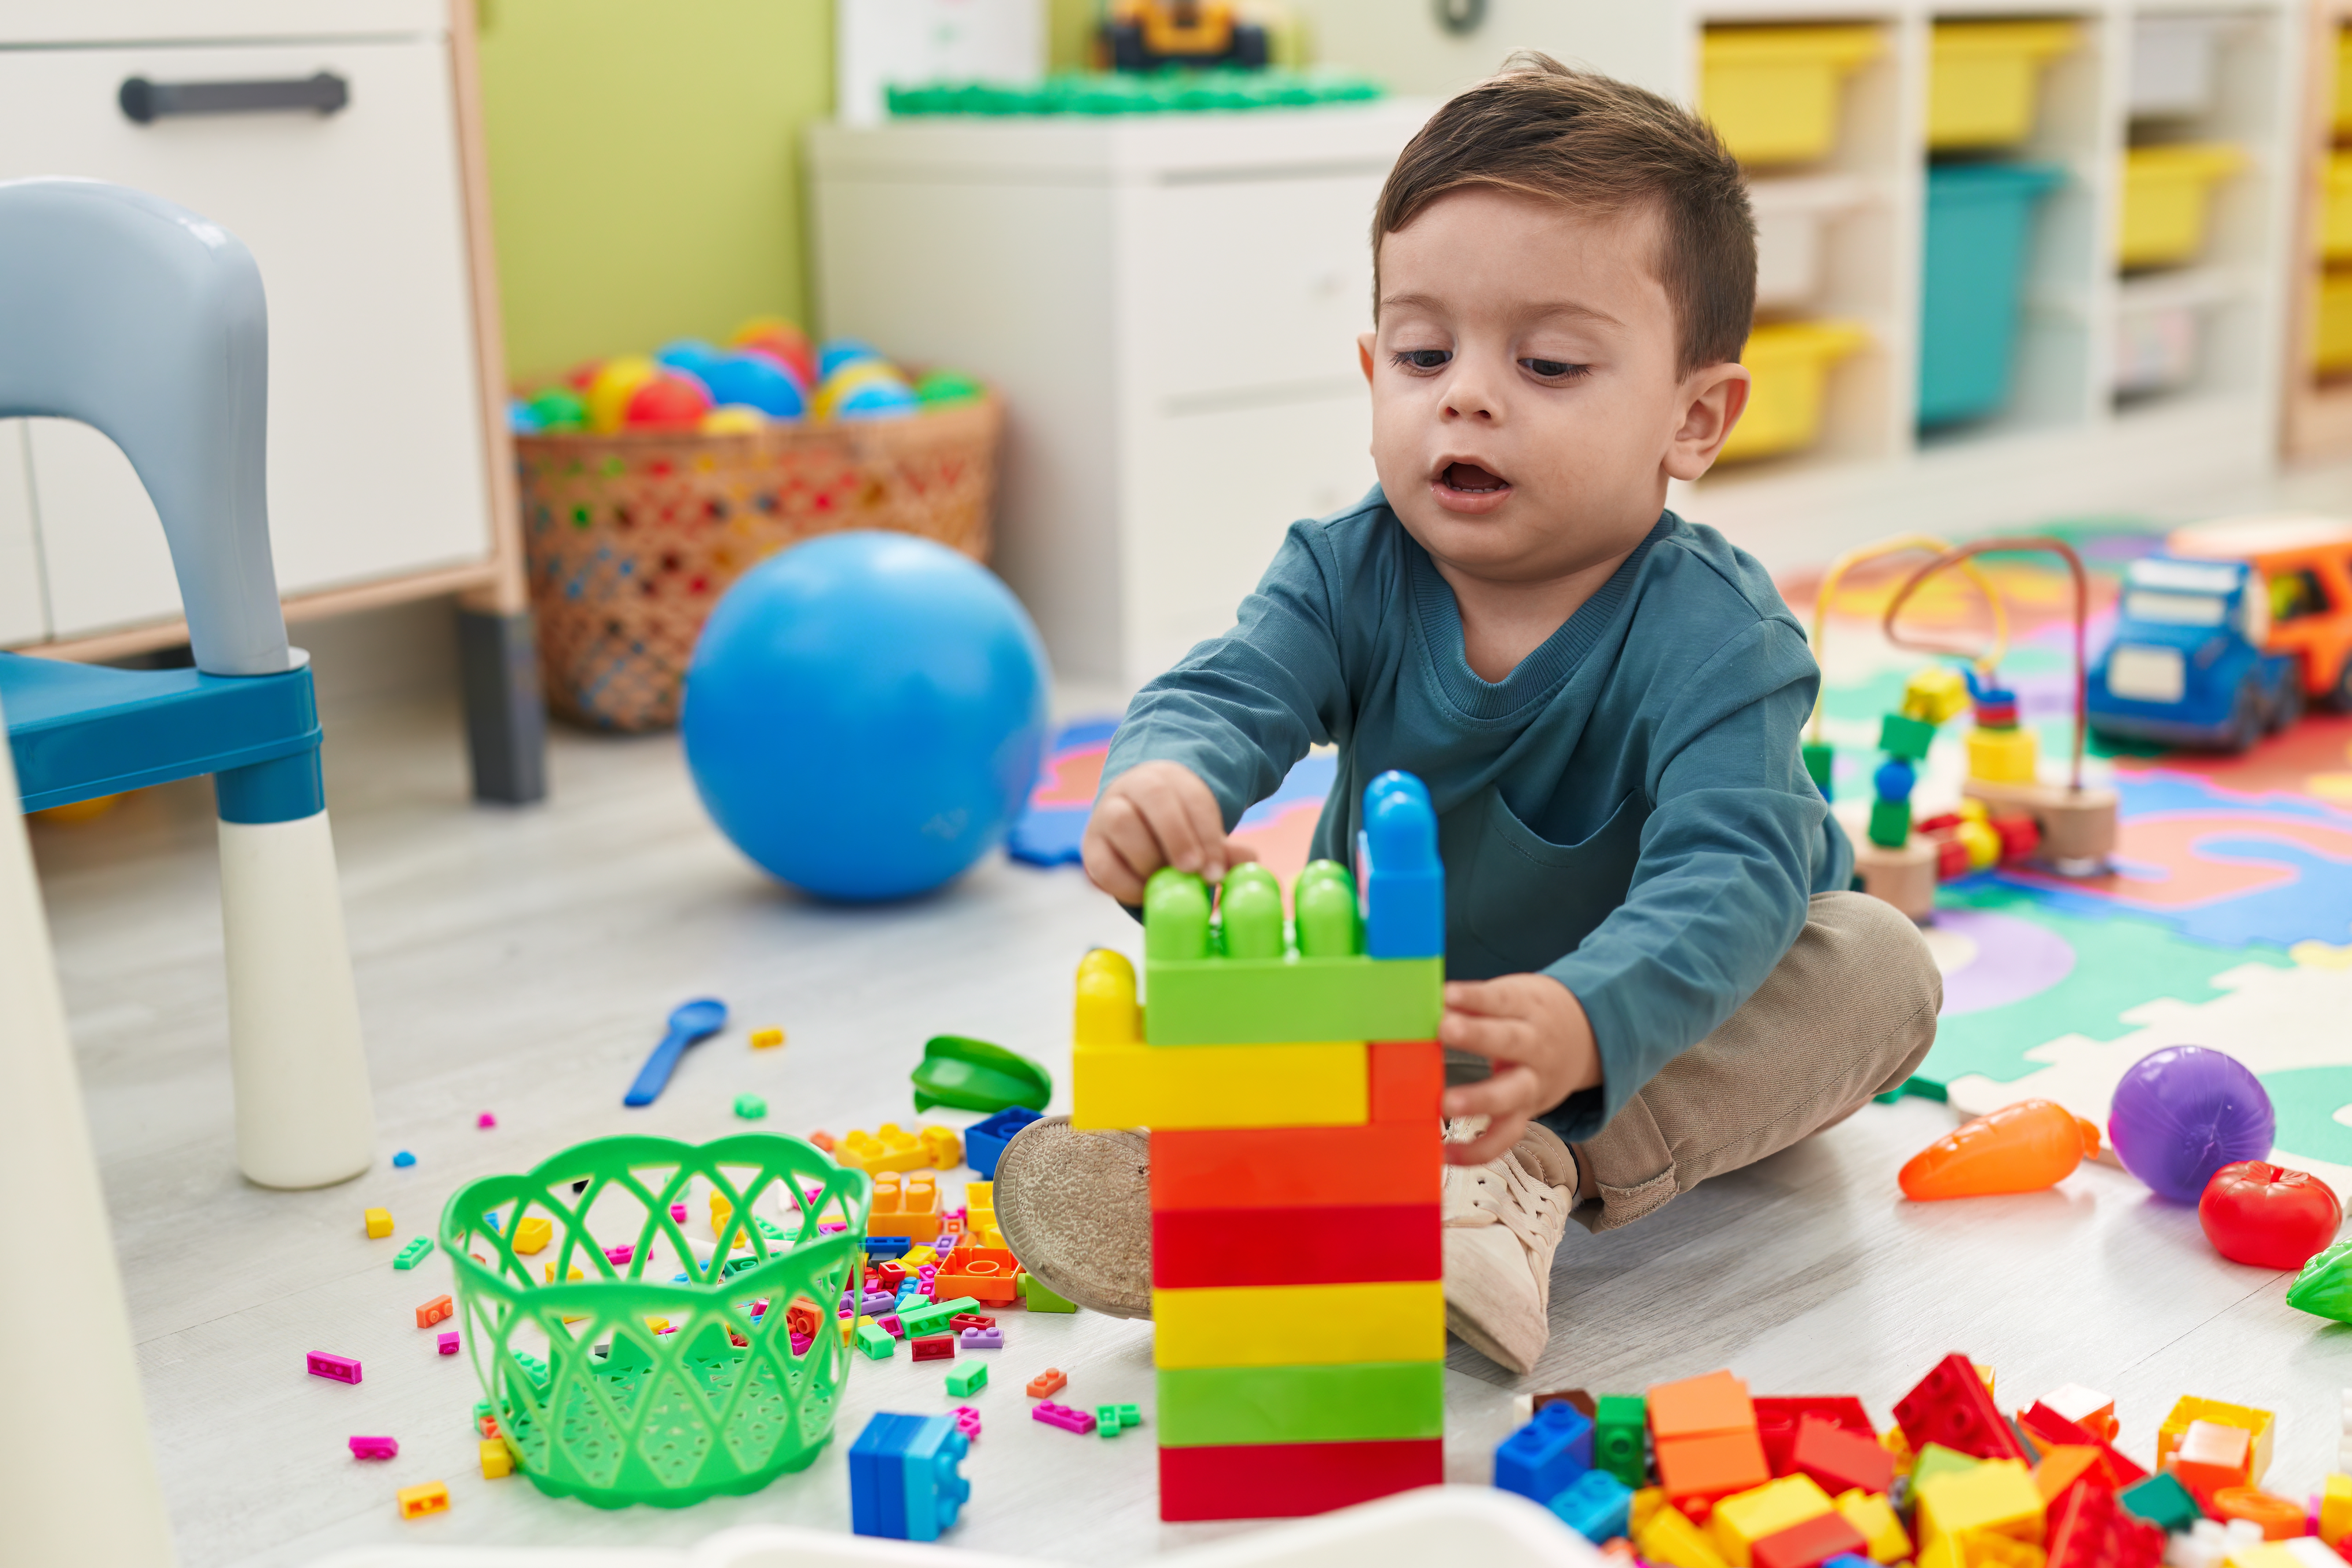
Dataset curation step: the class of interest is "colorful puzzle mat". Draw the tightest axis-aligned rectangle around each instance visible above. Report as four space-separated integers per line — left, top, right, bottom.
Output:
1794 521 2352 1190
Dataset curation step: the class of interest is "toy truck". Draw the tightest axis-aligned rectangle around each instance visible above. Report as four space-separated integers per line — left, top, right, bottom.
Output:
1103 1 1270 71
2089 552 2304 752
2172 514 2352 710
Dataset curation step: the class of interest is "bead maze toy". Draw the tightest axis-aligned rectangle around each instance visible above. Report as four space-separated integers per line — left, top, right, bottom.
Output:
1071 769 1446 1521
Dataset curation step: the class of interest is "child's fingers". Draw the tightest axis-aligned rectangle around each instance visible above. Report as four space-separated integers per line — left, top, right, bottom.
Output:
1442 977 1524 1017
1120 770 1222 880
1083 797 1160 900
1438 1006 1526 1062
1442 1062 1542 1124
1080 830 1147 905
1446 1109 1532 1166
1223 837 1261 867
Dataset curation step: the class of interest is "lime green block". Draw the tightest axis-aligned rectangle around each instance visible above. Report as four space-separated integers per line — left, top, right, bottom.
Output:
1021 1274 1077 1313
1156 1361 1445 1447
1143 956 1442 1045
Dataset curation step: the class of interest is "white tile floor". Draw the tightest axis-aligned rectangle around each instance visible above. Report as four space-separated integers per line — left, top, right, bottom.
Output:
30 687 2352 1568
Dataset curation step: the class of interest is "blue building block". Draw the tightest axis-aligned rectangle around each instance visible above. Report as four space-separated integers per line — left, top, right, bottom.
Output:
1358 770 1442 959
964 1105 1042 1180
1549 1468 1631 1541
862 1234 913 1261
1494 1401 1592 1503
849 1412 970 1542
391 1150 416 1168
1823 1557 1876 1568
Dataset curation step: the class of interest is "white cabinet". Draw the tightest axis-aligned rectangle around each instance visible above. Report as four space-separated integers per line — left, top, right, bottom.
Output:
0 30 492 642
0 425 41 646
808 103 1429 690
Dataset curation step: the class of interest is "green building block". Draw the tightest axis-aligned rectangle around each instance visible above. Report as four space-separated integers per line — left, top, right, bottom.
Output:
1866 797 1911 850
947 1362 988 1397
1115 1403 1141 1429
1802 742 1835 799
1142 954 1443 1045
1021 1274 1077 1313
1097 1404 1123 1438
393 1237 433 1270
1879 712 1936 761
1156 1361 1445 1447
855 1322 896 1360
900 1296 981 1339
1911 1443 1979 1489
1594 1393 1647 1487
733 1093 766 1120
2119 1473 2201 1534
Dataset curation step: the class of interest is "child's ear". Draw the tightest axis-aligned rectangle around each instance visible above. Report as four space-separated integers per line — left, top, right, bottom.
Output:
1666 362 1751 481
1358 333 1377 386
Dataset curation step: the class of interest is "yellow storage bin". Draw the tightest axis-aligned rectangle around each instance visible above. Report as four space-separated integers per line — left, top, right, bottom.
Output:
1929 21 2079 150
2117 143 2244 269
2323 151 2352 262
2314 270 2352 374
1701 26 1882 166
1720 321 1869 463
2335 27 2352 137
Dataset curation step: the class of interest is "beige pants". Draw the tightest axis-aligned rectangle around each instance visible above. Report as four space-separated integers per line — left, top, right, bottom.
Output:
1478 891 1943 1233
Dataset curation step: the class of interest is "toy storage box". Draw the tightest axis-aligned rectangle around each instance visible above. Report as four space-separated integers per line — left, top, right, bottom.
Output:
1918 163 2064 427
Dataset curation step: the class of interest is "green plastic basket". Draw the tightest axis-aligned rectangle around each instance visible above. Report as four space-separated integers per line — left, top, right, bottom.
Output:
441 1133 872 1509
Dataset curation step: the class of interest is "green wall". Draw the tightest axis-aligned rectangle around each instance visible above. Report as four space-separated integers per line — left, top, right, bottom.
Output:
475 0 834 383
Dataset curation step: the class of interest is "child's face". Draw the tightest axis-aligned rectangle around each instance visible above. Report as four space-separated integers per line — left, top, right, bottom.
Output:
1359 187 1750 582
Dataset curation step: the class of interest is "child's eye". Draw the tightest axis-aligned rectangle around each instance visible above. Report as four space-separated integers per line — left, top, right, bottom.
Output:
1389 348 1451 372
1522 358 1590 380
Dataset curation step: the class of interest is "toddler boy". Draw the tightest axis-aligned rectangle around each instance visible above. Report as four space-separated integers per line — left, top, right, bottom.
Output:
993 53 1941 1376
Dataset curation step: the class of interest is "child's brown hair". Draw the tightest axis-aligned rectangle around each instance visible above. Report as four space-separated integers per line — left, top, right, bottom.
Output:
1373 51 1756 377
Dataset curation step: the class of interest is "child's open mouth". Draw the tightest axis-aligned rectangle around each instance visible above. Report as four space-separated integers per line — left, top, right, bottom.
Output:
1432 459 1513 511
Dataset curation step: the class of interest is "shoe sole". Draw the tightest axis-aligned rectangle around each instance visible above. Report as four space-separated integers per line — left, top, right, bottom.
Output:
990 1114 1153 1319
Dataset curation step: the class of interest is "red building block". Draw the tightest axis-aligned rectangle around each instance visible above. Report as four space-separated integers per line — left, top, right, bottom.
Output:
2046 1482 2114 1568
1751 1510 1871 1568
911 1334 954 1362
1158 1438 1443 1521
1151 1204 1441 1288
2019 1403 2147 1487
1152 1123 1441 1211
1756 1396 1873 1476
1790 1413 1895 1495
1369 1040 1443 1122
1895 1354 2027 1463
1655 1428 1771 1513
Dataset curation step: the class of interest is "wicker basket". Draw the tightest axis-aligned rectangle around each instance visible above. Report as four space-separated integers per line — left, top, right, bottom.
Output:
516 392 1003 730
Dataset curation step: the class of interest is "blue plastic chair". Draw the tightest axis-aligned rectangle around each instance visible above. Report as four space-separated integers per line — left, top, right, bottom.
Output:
0 178 375 1190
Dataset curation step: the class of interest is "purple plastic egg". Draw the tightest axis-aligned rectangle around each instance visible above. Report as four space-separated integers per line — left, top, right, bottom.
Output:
2106 1045 2275 1203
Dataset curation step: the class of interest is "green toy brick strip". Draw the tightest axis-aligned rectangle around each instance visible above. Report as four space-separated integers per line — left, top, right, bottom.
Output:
1143 956 1443 1045
1156 1361 1445 1447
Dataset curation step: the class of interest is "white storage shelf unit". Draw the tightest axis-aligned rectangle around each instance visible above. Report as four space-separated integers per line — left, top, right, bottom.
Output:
807 103 1433 691
1293 0 2303 575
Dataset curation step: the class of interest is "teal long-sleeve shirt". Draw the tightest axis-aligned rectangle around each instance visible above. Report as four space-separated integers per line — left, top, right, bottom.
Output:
1101 492 1853 1143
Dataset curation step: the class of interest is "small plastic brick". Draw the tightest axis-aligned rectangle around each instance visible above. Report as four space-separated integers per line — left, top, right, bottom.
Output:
1116 1404 1142 1430
735 1093 768 1119
2119 1472 2202 1534
1749 1511 1871 1568
511 1215 552 1255
396 1481 448 1519
953 1406 982 1441
1640 1502 1734 1568
2322 1474 2352 1550
919 1126 963 1169
2210 1488 2308 1540
438 1331 459 1355
810 1130 837 1153
959 1327 1003 1350
308 1352 363 1384
1833 1491 1910 1563
947 1362 988 1397
1554 1469 1636 1543
1656 1429 1773 1513
1650 1370 1756 1440
751 1027 785 1049
364 1206 393 1239
1712 1475 1837 1568
838 1124 931 1174
1894 1354 2027 1463
392 1150 416 1168
479 1439 512 1479
1021 1273 1077 1313
669 1201 688 1223
949 1312 993 1331
858 1322 898 1360
1034 1401 1098 1435
1598 1393 1649 1488
1792 1415 1896 1496
350 1435 399 1460
477 1112 496 1129
912 1333 955 1362
416 1294 454 1329
392 1236 432 1269
964 1105 1042 1180
1097 1404 1124 1439
1497 1401 1595 1502
1027 1368 1067 1398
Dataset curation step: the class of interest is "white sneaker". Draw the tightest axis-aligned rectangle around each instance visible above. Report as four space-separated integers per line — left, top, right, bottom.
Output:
1442 1118 1575 1377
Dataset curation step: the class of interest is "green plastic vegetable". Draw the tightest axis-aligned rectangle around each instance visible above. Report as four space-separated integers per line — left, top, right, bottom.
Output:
912 1034 1052 1114
2287 1238 2352 1323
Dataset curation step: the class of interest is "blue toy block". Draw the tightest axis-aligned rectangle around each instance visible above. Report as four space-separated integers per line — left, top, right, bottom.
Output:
964 1105 1042 1180
849 1413 921 1539
1494 1401 1592 1503
1823 1556 1876 1568
899 1415 972 1541
863 1234 913 1260
1549 1468 1632 1542
1358 770 1442 959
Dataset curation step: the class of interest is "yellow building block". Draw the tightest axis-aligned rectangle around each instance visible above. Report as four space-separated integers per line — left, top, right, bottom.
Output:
1639 1503 1733 1568
1883 1425 1916 1476
918 1126 962 1169
2156 1397 2274 1484
479 1439 513 1479
1919 1531 1965 1568
1075 948 1143 1045
2321 1473 2352 1546
645 1316 670 1333
1917 1460 2045 1550
837 1124 933 1174
902 1245 937 1267
1712 1475 1836 1567
364 1207 393 1239
1836 1489 1913 1564
2227 1547 2302 1568
396 1481 450 1520
709 1191 733 1233
542 1263 583 1283
1074 1034 1368 1129
750 1027 784 1049
1151 1280 1443 1369
1964 1532 2047 1568
1967 727 2038 786
1632 1488 1667 1534
512 1216 552 1255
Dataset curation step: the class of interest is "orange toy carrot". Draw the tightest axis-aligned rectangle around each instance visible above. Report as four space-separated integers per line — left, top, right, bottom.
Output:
1899 1098 2102 1200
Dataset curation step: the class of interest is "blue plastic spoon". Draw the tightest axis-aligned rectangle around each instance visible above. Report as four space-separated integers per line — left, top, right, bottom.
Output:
623 998 728 1107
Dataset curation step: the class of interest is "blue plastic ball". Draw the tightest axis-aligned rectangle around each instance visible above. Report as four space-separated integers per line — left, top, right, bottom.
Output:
1873 758 1917 804
656 338 724 380
818 337 886 379
683 531 1050 901
831 377 919 420
699 351 806 417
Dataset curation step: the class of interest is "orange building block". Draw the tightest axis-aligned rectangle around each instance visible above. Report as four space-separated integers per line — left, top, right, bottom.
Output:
1369 1040 1443 1122
396 1481 450 1520
1652 1371 1758 1440
1658 1429 1773 1515
2167 1421 2252 1504
2211 1489 2306 1541
2033 1447 2103 1505
415 1294 453 1329
867 1171 943 1242
935 1245 1023 1305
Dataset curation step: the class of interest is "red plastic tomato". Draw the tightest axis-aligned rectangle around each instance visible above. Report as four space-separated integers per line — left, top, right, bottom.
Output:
2198 1160 2342 1269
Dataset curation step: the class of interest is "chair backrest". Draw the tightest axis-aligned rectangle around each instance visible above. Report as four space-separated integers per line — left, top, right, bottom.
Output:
0 178 290 677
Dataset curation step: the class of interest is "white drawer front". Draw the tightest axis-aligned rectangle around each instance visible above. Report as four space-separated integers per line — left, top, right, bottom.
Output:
1126 171 1385 407
23 418 184 637
0 38 489 639
0 422 45 645
1122 392 1376 685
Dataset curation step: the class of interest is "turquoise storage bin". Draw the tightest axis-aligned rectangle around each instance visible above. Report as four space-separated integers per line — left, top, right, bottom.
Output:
1918 163 2064 426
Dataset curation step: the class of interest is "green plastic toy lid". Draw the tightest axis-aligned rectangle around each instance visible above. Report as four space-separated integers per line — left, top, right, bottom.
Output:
912 1034 1052 1113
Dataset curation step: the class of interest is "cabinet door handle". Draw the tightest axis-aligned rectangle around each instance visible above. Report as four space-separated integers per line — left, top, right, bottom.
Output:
118 72 350 124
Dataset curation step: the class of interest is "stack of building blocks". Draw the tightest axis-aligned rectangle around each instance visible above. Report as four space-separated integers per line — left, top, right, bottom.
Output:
848 1412 971 1541
1072 770 1447 1522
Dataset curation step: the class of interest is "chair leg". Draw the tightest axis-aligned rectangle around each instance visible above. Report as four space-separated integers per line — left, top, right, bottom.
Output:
217 809 375 1189
459 604 548 805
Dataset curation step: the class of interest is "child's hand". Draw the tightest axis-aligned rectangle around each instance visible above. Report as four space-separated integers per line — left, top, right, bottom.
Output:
1439 974 1602 1165
1083 760 1260 905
